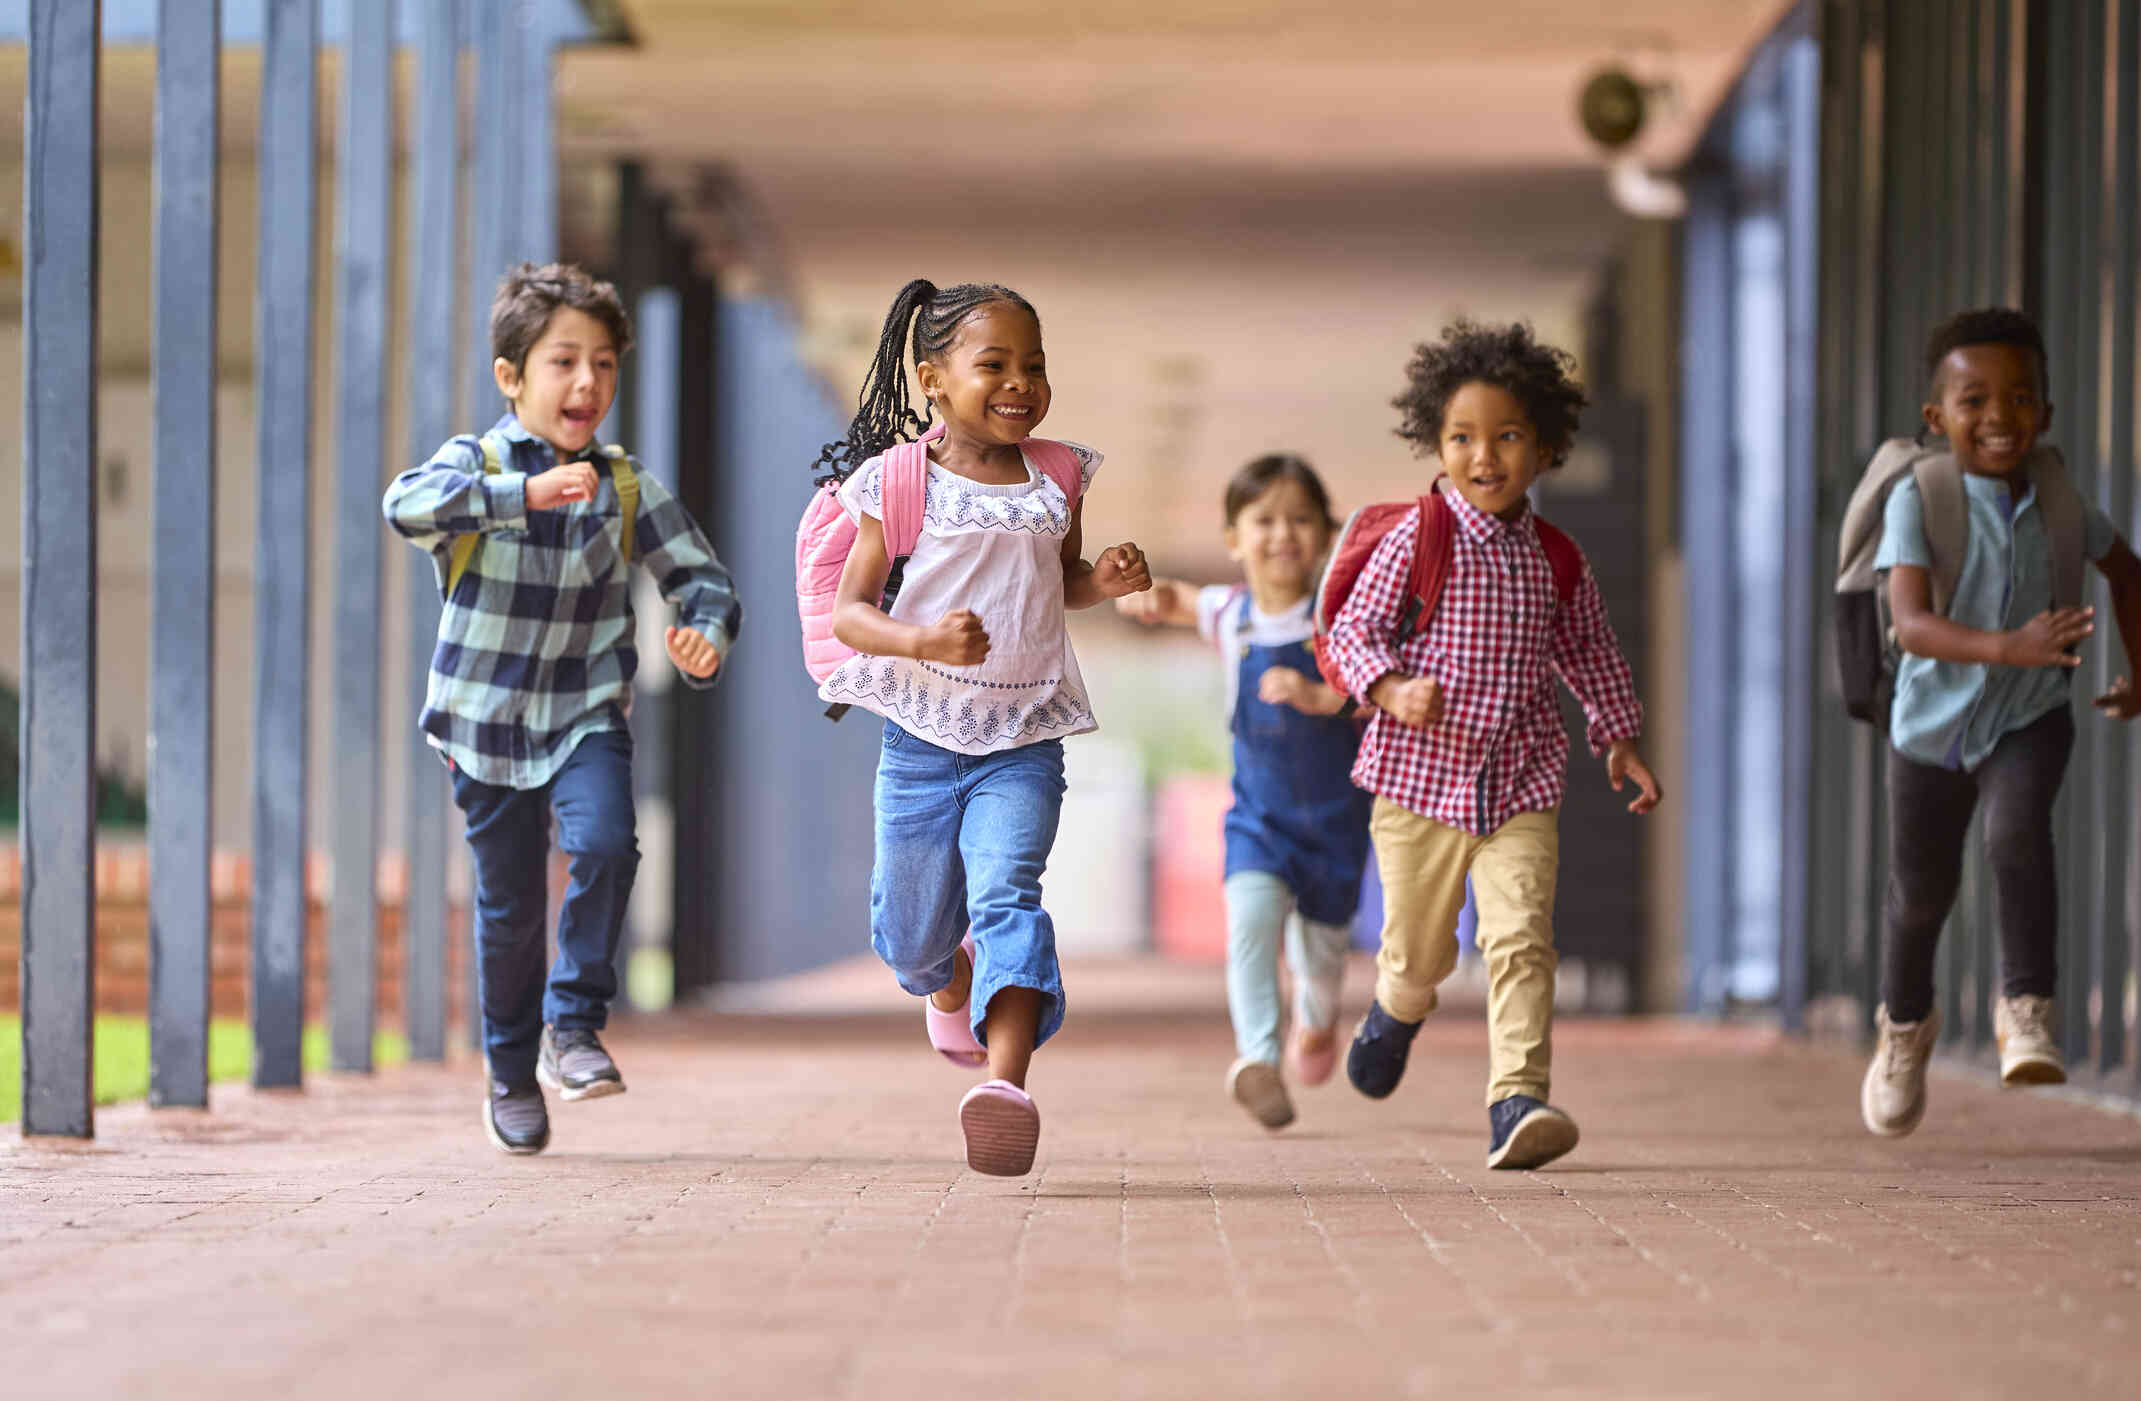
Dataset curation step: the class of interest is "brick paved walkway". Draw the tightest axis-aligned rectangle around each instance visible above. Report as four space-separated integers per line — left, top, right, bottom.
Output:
8 956 2141 1400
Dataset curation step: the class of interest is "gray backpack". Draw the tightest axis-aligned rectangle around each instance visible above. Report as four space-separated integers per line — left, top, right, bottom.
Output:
1833 437 2085 728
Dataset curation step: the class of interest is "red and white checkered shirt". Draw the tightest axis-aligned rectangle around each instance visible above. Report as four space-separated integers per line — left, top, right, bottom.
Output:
1326 490 1644 836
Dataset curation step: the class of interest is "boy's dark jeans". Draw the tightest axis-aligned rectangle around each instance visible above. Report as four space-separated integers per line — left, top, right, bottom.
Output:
451 730 639 1085
1883 705 2073 1024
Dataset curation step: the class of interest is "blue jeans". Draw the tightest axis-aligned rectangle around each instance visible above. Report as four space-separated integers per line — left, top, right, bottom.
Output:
451 729 639 1084
871 721 1068 1049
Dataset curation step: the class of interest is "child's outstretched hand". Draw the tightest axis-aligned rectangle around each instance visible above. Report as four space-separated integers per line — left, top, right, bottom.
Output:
918 609 990 666
1257 665 1345 716
2001 606 2093 668
1092 543 1152 600
1369 674 1442 729
1115 588 1167 623
528 462 597 511
1607 738 1662 814
666 625 722 680
2095 676 2141 719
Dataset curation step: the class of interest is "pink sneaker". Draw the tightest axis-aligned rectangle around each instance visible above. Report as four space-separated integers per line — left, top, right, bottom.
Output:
924 937 986 1068
959 1079 1040 1176
1287 1025 1340 1087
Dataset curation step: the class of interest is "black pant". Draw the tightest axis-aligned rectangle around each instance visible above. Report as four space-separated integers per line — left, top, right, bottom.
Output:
1882 705 2074 1024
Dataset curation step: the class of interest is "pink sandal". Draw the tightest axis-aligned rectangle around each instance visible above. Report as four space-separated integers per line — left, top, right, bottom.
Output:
959 1079 1040 1176
924 937 987 1068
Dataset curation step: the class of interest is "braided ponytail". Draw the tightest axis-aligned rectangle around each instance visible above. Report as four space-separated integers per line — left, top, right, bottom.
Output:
812 279 1040 484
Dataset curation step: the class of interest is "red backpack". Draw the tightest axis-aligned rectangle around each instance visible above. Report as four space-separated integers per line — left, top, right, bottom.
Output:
1310 477 1584 694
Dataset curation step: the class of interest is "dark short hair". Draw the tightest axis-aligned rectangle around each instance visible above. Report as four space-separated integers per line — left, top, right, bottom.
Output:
490 262 633 373
1222 453 1336 530
1924 306 2047 393
1392 319 1588 466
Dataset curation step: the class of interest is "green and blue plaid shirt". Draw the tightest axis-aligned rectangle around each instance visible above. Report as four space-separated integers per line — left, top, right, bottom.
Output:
384 413 742 789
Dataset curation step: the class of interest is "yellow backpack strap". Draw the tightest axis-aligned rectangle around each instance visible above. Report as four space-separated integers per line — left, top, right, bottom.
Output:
604 445 638 565
444 431 508 600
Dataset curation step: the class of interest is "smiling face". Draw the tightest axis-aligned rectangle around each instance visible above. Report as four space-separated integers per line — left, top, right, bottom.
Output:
1437 380 1547 520
1923 342 2052 479
1226 476 1333 599
494 305 619 460
916 302 1050 447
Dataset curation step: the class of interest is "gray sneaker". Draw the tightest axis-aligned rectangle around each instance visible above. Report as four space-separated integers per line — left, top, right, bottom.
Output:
538 1025 626 1102
484 1079 550 1155
1861 1005 1940 1137
1994 995 2066 1086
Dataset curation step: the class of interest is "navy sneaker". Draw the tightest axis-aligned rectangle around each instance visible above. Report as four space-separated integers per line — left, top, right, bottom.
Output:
1486 1095 1579 1170
1346 1001 1423 1099
483 1078 550 1155
538 1025 626 1102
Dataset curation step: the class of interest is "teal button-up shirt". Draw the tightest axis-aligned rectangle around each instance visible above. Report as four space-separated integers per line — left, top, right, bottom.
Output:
1875 470 2117 771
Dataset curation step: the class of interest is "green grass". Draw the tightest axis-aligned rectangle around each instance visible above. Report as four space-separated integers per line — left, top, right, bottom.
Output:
0 1016 409 1124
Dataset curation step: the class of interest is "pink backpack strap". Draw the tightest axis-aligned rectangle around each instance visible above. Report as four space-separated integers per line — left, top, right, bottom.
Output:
878 421 945 558
1020 438 1086 506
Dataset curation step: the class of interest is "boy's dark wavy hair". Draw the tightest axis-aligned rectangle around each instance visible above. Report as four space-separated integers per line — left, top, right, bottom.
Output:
490 262 632 374
1392 319 1588 466
1222 453 1337 531
1924 306 2048 393
812 279 1038 484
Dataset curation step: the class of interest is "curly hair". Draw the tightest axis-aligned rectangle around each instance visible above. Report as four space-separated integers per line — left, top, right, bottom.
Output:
811 279 1038 484
1391 319 1588 466
490 262 632 374
1924 306 2047 393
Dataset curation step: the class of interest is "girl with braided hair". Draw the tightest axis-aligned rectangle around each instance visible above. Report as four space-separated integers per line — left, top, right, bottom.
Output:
816 279 1150 1176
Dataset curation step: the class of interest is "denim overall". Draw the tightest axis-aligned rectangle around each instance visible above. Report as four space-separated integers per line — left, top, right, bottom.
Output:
1222 595 1374 923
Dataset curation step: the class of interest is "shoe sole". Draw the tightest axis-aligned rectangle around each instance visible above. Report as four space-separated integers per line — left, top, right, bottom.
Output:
537 1063 626 1103
1487 1108 1579 1170
1227 1060 1296 1130
960 1091 1040 1177
2000 1056 2067 1087
482 1104 548 1156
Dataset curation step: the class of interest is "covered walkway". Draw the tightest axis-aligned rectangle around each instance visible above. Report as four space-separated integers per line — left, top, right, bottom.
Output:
8 959 2138 1400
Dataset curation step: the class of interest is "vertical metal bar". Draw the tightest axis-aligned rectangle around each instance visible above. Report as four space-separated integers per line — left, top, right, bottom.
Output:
329 0 393 1073
405 0 463 1062
1680 172 1736 1015
1852 0 1892 1030
671 265 721 998
251 0 319 1089
149 0 219 1110
19 0 101 1140
1779 33 1822 1034
463 0 521 1049
1935 7 1971 1045
2099 0 2137 1076
519 0 557 261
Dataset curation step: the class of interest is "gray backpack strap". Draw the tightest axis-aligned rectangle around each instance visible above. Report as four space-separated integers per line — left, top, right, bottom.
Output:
2030 444 2087 608
1911 453 1967 616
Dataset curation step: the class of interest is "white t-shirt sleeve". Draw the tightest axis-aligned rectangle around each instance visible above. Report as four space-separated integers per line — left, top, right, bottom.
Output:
835 457 884 524
1057 440 1103 493
1195 584 1236 647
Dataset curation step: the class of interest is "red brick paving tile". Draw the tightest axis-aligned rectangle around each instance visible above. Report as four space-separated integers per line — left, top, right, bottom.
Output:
6 962 2141 1399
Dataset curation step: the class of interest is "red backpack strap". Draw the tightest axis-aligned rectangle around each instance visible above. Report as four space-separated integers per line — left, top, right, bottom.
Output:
1533 516 1585 606
1398 480 1456 642
877 421 944 557
1020 437 1086 507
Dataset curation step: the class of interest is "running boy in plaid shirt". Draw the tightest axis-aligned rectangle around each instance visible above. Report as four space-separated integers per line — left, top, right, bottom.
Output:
1325 321 1660 1170
385 263 741 1155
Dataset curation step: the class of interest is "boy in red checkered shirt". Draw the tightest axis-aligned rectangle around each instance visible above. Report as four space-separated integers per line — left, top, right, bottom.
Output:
1324 320 1662 1170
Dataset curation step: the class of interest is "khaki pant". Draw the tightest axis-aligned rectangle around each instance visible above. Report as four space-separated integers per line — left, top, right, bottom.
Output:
1369 797 1559 1106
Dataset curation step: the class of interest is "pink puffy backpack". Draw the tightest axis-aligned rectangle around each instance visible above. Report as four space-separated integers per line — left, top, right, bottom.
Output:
795 421 1088 689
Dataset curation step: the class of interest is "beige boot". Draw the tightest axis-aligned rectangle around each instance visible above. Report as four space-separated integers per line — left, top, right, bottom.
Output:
1994 995 2066 1086
1861 1005 1941 1137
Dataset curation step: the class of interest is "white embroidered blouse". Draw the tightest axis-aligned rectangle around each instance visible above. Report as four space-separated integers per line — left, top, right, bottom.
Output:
818 440 1104 754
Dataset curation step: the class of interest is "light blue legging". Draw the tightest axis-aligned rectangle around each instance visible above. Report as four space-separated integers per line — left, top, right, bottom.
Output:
1225 870 1351 1066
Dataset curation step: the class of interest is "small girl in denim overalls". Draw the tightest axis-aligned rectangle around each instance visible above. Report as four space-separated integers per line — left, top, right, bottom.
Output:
1120 455 1373 1129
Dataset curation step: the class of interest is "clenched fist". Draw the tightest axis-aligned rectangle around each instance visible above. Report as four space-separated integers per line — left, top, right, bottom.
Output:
918 609 990 666
666 626 722 680
527 462 598 511
1092 543 1151 600
1368 673 1443 729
